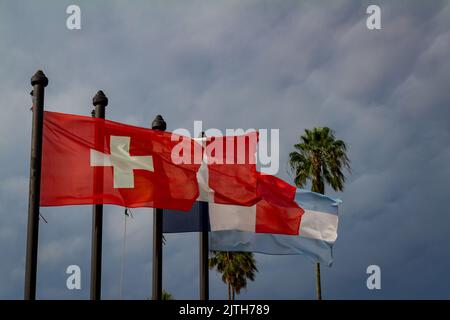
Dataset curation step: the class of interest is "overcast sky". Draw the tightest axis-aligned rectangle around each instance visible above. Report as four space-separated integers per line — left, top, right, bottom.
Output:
1 0 450 299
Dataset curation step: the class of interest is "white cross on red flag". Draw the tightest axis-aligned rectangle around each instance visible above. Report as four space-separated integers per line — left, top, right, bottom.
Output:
40 111 261 211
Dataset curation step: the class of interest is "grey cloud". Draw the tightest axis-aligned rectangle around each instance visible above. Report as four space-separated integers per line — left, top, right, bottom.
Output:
1 0 450 299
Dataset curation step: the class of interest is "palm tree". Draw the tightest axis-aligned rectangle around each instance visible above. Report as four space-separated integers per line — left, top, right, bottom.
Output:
289 127 350 300
162 290 173 300
209 251 258 300
229 253 258 300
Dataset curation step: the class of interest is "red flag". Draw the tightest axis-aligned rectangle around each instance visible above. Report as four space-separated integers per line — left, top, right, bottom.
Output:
40 111 201 211
206 132 260 206
207 173 303 235
255 173 303 235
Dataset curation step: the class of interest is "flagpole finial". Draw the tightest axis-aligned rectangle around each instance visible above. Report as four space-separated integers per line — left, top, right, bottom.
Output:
93 90 108 107
152 115 166 131
31 70 48 87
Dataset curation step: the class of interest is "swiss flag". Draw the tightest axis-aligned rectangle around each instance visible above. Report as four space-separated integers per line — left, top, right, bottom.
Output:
40 111 201 211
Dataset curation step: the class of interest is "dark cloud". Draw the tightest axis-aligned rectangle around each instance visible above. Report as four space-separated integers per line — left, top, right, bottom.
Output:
1 0 449 299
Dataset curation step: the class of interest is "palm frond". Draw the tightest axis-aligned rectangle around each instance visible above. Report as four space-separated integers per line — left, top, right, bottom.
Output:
289 127 350 193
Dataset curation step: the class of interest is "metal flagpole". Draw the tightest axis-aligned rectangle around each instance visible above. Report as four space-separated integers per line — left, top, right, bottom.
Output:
24 70 48 300
151 115 166 300
199 131 209 300
316 262 322 300
199 201 209 300
90 90 108 300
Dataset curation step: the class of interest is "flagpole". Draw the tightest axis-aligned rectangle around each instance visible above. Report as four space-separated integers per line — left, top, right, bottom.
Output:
90 90 108 300
316 262 322 300
199 131 209 300
151 115 166 300
24 70 48 300
199 201 209 300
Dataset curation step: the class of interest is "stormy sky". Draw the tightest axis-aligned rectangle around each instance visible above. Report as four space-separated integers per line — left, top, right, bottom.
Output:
1 0 450 299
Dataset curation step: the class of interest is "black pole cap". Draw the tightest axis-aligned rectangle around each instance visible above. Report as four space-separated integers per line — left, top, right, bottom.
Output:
92 90 108 107
31 70 48 87
152 115 167 131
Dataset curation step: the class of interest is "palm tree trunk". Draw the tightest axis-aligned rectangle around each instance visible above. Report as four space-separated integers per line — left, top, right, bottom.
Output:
315 262 322 300
228 283 231 300
312 181 324 300
232 288 235 300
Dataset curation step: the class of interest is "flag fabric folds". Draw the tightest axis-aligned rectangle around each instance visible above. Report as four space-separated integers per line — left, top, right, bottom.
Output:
40 111 201 211
193 133 260 207
208 174 303 235
163 136 304 236
164 157 304 237
179 139 303 235
164 189 341 266
209 190 341 266
206 134 259 206
40 111 262 211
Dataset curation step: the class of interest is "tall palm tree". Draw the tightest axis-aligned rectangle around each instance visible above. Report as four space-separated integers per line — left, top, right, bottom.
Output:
289 127 350 300
209 251 258 300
